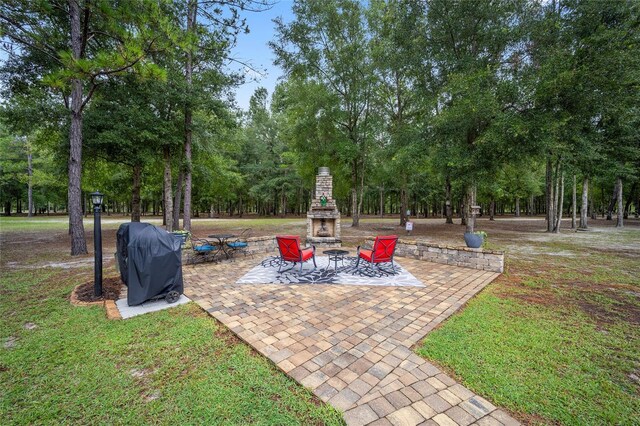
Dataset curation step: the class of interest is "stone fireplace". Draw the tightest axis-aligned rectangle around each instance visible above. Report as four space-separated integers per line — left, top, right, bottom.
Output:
306 167 341 248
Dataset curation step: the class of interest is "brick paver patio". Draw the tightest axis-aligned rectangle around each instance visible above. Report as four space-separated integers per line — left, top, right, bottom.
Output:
184 253 519 426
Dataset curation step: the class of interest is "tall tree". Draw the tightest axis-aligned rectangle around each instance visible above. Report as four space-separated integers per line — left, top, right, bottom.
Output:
1 0 166 254
427 0 523 232
525 0 640 231
368 0 426 226
182 0 197 231
177 0 270 230
272 0 375 227
84 75 176 222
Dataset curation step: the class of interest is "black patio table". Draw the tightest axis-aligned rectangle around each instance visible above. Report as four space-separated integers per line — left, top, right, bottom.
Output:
323 249 349 271
208 234 237 259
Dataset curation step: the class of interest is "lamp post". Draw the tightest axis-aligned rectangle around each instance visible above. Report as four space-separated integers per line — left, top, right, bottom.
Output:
90 191 104 297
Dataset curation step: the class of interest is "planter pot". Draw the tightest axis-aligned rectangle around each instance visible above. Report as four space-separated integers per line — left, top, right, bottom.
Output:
172 231 190 247
464 232 484 248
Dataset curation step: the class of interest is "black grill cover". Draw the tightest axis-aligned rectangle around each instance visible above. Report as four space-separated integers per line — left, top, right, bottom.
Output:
116 222 183 306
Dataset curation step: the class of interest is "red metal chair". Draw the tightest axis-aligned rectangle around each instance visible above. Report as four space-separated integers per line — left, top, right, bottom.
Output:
356 235 399 272
276 235 317 272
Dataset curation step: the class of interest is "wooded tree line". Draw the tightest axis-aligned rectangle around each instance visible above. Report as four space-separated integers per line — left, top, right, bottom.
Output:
1 0 639 255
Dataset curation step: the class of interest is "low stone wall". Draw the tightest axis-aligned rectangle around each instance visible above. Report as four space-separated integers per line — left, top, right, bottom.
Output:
365 237 504 273
187 235 504 273
245 235 278 255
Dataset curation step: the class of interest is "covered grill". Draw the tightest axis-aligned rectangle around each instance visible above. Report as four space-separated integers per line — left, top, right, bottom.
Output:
116 222 183 306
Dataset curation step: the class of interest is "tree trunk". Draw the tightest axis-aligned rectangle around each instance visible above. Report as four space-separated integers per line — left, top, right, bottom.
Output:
131 163 142 222
163 146 173 231
515 197 520 217
399 179 408 226
281 191 287 218
554 170 564 233
445 174 453 224
623 183 637 219
616 177 623 228
545 157 554 232
579 176 588 229
67 0 88 255
606 181 618 220
27 145 33 218
379 187 384 218
552 160 560 232
465 185 476 233
357 166 365 225
528 194 534 216
173 170 183 228
571 174 577 229
351 169 360 227
182 0 197 232
490 199 495 221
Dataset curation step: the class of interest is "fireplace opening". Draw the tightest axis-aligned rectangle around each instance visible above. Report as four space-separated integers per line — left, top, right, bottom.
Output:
313 218 335 238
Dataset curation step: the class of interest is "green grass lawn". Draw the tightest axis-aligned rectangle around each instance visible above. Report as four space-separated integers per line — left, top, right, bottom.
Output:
418 237 640 425
0 268 344 425
0 215 307 232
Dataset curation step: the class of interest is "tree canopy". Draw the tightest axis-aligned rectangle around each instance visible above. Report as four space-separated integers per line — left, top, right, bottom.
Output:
1 0 638 252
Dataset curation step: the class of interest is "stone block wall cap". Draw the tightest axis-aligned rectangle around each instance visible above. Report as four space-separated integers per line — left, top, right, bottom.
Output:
246 235 277 242
365 237 505 255
400 239 418 245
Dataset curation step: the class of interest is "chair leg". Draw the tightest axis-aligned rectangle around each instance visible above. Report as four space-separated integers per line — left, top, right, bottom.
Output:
299 262 303 272
355 257 360 269
312 256 317 269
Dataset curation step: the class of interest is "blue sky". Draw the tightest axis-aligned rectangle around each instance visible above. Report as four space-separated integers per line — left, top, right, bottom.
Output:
231 1 294 110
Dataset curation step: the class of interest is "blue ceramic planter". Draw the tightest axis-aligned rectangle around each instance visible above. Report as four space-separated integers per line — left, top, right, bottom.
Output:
464 232 484 248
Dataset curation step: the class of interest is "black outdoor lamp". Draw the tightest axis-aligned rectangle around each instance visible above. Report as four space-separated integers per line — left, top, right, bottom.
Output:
90 191 104 297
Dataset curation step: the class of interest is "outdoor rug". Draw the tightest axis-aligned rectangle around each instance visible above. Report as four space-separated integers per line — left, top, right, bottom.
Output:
236 256 424 287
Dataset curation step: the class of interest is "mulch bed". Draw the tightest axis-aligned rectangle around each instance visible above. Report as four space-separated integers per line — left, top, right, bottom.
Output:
74 277 122 302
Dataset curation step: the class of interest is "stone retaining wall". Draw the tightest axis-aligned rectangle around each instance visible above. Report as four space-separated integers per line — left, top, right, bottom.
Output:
365 237 504 273
245 235 278 255
189 235 504 273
